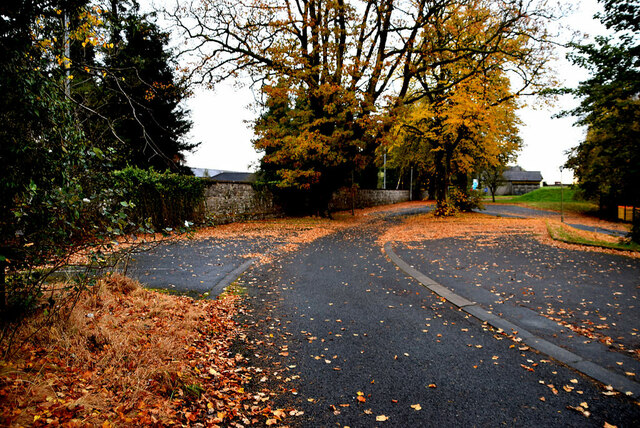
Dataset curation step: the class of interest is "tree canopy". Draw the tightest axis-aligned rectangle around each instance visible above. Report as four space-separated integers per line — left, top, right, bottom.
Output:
565 0 640 240
173 0 558 213
0 0 200 322
70 0 197 172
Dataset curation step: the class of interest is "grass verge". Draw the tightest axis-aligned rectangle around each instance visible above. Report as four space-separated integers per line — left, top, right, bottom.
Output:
546 221 640 252
485 187 598 215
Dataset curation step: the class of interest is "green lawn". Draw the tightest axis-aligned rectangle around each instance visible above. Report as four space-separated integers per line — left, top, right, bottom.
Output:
484 187 598 214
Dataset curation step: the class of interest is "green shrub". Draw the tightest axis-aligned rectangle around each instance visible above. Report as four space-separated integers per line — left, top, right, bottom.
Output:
112 167 205 229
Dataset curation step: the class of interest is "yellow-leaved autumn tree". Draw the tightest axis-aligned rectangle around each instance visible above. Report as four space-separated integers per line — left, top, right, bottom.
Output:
388 69 522 208
172 0 559 214
385 0 545 209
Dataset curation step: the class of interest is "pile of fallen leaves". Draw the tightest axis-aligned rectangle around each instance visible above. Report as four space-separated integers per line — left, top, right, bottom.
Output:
0 274 300 427
378 210 639 259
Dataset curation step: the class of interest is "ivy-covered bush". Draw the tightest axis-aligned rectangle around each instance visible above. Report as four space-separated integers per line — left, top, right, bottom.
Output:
433 188 484 217
449 188 484 212
112 167 205 229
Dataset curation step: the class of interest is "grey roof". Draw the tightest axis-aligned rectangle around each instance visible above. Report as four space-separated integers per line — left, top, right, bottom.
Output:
502 169 543 182
190 167 222 178
209 171 256 183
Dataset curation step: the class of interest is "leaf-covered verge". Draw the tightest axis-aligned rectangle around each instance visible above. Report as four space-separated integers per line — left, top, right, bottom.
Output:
378 209 639 360
378 210 637 260
0 204 419 427
546 221 640 253
0 274 302 427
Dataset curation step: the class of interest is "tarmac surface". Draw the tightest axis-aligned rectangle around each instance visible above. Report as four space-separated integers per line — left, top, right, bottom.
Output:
127 237 282 296
234 210 640 427
128 205 640 426
392 235 640 386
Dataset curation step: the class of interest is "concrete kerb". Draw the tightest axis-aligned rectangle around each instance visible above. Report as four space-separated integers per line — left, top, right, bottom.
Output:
206 257 258 298
383 241 640 398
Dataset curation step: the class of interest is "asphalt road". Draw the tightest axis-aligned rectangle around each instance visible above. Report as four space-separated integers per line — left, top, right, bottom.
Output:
394 235 640 383
476 204 629 237
235 213 640 427
127 237 282 296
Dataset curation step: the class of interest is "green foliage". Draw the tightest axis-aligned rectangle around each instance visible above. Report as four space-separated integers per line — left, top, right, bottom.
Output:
0 58 135 328
0 0 197 341
491 187 598 215
565 0 640 241
112 167 205 229
547 222 640 253
70 1 197 172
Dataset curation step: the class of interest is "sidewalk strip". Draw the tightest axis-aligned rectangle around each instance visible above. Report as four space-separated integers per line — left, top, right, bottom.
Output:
384 241 640 397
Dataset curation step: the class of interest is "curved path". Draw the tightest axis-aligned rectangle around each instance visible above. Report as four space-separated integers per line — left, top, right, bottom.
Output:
127 237 282 297
233 210 639 426
476 204 629 237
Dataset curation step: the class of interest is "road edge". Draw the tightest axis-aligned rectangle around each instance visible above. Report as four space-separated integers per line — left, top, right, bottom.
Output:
383 241 640 398
207 257 258 298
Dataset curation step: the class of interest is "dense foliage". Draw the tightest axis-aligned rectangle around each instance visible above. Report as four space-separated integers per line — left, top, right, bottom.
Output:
565 0 640 241
76 1 197 172
386 5 525 210
113 167 205 228
0 1 200 333
174 0 558 215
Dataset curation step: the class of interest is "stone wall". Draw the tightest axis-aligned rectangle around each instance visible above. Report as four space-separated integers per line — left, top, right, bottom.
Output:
328 188 410 211
203 180 411 223
203 180 283 224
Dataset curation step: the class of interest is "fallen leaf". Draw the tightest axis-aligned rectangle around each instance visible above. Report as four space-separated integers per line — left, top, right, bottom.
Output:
376 415 389 421
411 404 422 411
428 384 437 388
567 405 590 418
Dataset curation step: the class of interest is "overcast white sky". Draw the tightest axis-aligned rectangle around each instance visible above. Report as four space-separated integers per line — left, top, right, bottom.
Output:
169 0 609 184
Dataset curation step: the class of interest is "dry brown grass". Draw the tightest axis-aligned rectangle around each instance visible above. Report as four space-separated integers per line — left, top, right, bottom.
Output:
0 274 242 426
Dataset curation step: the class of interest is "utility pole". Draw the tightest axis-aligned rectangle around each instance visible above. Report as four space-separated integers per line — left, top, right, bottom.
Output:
409 166 413 201
63 12 71 97
383 151 387 190
560 166 564 223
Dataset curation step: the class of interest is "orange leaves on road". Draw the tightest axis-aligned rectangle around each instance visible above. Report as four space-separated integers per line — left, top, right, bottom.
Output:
567 402 591 418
